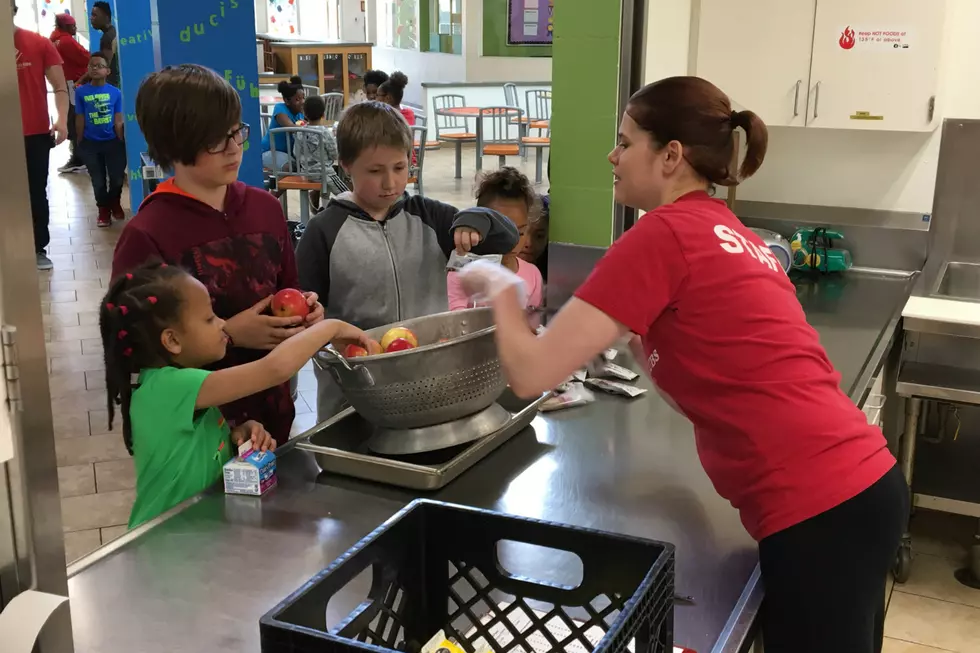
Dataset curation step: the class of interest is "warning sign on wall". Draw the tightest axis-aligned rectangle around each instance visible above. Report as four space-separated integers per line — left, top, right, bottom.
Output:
838 26 912 51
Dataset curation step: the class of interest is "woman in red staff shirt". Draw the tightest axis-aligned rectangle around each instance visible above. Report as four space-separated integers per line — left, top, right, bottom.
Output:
460 76 907 653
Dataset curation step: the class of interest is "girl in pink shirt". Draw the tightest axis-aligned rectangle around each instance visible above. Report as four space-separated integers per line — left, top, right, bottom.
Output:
448 168 543 310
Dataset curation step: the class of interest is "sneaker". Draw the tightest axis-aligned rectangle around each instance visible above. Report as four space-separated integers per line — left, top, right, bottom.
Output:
57 161 86 174
97 207 112 228
36 252 53 271
110 200 125 221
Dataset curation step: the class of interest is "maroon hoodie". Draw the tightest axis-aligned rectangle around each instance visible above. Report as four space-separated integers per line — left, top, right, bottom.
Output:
112 180 299 444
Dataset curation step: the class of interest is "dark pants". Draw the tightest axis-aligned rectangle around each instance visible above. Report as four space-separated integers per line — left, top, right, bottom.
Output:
759 464 908 653
80 139 127 208
66 102 81 165
24 134 52 252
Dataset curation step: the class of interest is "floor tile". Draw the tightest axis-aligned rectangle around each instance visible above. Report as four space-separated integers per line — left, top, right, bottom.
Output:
895 553 980 610
81 338 103 356
48 372 87 398
84 370 105 392
885 591 980 652
88 409 119 436
882 637 956 652
43 312 80 329
49 324 101 342
101 525 128 545
44 339 82 357
51 389 108 413
52 411 90 439
910 510 974 562
55 433 130 466
61 489 136 532
57 464 96 498
50 353 105 374
64 529 102 564
94 459 136 493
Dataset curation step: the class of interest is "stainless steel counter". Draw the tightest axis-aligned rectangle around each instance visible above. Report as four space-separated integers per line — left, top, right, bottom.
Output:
65 270 915 653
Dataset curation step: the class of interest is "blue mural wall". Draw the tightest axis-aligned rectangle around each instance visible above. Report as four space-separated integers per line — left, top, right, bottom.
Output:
86 0 262 207
152 0 263 187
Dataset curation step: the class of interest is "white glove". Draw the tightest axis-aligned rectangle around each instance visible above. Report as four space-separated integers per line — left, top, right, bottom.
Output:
457 259 528 308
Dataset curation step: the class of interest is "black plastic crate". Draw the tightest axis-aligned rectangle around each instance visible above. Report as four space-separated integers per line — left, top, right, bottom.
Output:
260 500 675 653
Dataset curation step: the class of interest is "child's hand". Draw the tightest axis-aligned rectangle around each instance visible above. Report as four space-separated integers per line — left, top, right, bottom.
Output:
302 291 325 326
323 319 383 355
231 420 277 452
454 227 482 254
225 296 306 350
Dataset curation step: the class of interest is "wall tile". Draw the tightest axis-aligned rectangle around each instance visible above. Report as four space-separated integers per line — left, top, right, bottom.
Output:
57 464 95 497
61 489 136 532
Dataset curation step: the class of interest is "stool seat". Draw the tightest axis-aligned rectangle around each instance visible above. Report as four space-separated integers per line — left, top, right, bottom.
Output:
530 119 550 130
521 136 550 145
439 132 477 140
483 144 520 156
278 175 321 191
424 141 442 150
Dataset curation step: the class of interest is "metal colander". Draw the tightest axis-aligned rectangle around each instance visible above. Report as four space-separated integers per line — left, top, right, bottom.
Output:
314 308 506 429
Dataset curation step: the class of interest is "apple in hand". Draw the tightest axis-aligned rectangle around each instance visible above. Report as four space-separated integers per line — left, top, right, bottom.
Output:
384 338 415 353
380 327 418 351
271 288 310 319
343 344 369 358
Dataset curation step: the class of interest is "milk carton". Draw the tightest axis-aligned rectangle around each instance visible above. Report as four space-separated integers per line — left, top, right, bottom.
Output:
223 442 277 496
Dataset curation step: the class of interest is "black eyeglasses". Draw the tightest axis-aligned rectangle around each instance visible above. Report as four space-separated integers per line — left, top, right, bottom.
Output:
207 123 250 154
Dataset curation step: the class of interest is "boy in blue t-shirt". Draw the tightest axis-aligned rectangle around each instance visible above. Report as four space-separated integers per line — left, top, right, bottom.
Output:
75 52 125 228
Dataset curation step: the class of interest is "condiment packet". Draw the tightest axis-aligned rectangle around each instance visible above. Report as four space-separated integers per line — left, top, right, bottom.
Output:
555 369 587 393
603 348 618 361
421 629 493 653
446 251 503 272
587 360 639 382
541 382 595 412
584 378 648 399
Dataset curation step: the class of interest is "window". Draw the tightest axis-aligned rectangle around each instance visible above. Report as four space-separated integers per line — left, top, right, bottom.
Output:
421 0 461 54
267 0 300 37
379 0 419 50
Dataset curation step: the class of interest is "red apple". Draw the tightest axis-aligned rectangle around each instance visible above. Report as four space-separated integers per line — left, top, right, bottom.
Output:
271 288 309 319
384 338 416 353
344 344 369 358
380 327 418 350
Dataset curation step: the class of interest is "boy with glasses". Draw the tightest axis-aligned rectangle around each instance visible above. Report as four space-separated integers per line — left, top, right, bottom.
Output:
75 53 126 227
111 64 323 446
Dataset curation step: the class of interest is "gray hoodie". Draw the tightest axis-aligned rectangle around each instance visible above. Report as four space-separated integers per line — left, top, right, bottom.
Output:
296 192 518 419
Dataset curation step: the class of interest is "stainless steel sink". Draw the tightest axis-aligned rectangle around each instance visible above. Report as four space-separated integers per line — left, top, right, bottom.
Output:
934 262 980 301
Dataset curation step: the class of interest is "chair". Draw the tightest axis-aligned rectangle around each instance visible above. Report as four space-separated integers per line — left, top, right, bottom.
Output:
476 107 523 172
503 82 519 108
260 107 273 138
321 93 344 124
303 84 320 99
521 125 551 184
409 126 428 196
433 94 477 179
525 89 552 135
414 114 442 150
268 127 347 225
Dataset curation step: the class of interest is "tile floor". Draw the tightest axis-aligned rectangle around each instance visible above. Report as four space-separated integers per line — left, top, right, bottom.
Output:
40 142 980 650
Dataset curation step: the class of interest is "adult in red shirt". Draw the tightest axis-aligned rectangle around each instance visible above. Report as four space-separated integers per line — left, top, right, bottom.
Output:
14 6 69 270
51 12 89 173
459 77 906 653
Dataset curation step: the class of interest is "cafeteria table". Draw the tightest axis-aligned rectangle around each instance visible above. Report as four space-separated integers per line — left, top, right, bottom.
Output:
434 106 524 179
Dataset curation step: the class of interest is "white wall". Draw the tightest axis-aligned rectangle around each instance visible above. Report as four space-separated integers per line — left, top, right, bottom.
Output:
255 0 268 34
340 0 366 41
301 0 332 40
464 0 551 83
644 0 980 214
373 48 467 106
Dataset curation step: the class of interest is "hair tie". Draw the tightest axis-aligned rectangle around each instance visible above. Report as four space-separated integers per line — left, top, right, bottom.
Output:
125 273 133 280
105 302 115 310
119 305 129 316
160 263 168 268
147 296 158 305
122 347 133 357
117 330 128 340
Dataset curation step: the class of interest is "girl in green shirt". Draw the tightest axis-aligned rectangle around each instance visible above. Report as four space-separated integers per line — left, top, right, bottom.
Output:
98 261 379 527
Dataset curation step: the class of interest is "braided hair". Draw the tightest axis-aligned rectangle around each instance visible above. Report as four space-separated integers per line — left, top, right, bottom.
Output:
99 261 189 455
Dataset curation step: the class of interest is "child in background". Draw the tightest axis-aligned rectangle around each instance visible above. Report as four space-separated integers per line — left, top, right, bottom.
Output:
75 53 126 228
520 194 549 282
261 75 305 171
361 69 389 102
448 168 544 310
100 262 378 527
294 95 345 211
113 64 323 446
376 71 415 126
296 102 518 420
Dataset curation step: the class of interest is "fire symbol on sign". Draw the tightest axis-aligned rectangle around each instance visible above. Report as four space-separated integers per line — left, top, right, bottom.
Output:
839 26 856 50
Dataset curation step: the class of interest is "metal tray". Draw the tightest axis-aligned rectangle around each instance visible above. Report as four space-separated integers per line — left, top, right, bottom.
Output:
295 390 549 490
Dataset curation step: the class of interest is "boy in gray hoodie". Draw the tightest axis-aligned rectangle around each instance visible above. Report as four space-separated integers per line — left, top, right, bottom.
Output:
296 101 518 419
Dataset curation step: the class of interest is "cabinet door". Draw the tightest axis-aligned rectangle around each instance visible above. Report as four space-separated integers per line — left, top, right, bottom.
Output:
693 0 816 127
807 0 945 131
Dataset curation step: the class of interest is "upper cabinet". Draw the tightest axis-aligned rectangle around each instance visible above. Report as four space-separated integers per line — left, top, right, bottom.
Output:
693 0 946 131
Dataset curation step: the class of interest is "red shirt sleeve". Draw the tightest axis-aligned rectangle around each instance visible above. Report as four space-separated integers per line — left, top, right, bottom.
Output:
112 226 165 279
574 213 689 334
41 37 63 68
63 38 91 74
